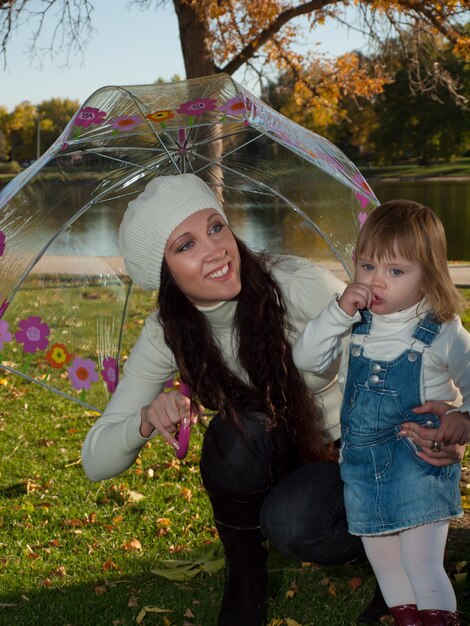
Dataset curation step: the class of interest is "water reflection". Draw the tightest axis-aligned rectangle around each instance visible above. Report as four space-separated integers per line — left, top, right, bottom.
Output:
46 178 469 262
370 179 470 261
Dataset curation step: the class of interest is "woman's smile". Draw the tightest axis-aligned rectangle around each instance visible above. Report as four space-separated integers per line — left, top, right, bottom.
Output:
165 209 242 307
207 262 231 280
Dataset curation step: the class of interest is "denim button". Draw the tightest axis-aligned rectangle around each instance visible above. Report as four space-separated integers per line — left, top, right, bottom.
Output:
371 363 381 373
351 347 361 357
369 374 380 384
425 420 434 429
408 352 418 362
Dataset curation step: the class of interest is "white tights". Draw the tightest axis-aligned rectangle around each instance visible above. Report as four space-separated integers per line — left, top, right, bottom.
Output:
362 521 456 611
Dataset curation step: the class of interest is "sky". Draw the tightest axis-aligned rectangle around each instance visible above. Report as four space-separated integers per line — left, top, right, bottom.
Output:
0 2 370 111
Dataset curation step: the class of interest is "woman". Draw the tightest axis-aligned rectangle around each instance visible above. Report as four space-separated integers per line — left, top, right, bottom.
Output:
82 174 465 626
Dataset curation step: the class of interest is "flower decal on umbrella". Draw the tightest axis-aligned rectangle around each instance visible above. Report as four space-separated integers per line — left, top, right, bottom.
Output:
45 343 73 369
358 211 368 227
146 110 175 128
218 97 247 118
75 107 107 128
67 357 99 391
15 316 50 353
353 173 374 209
176 98 217 124
101 356 119 393
0 319 12 350
110 115 144 132
0 230 5 256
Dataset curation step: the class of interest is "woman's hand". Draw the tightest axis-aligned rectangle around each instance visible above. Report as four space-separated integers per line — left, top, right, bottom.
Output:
399 401 469 467
140 390 198 451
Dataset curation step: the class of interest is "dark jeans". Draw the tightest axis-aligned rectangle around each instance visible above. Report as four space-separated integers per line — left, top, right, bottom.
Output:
199 412 364 566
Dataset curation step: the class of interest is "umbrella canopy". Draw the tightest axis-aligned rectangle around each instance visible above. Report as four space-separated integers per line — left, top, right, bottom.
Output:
0 73 378 411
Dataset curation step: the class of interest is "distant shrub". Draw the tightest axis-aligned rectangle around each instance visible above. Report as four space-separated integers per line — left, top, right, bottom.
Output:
0 160 21 174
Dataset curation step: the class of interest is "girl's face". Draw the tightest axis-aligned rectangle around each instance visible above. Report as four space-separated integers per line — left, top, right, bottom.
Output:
164 209 241 307
355 249 424 315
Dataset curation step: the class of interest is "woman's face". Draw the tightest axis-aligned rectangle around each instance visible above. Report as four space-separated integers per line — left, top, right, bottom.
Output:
164 209 242 307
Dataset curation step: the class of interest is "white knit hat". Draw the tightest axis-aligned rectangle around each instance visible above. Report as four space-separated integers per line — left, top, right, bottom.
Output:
119 174 228 290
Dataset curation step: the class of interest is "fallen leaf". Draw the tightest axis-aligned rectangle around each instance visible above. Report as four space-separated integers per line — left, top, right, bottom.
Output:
127 489 146 502
121 538 142 552
102 560 118 572
285 620 303 626
156 518 172 529
347 576 362 590
50 566 67 578
136 606 173 624
180 488 192 501
184 608 194 618
152 554 225 581
327 582 337 597
454 572 467 584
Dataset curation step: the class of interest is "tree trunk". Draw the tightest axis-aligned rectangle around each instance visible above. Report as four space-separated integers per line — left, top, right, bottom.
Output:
173 0 219 78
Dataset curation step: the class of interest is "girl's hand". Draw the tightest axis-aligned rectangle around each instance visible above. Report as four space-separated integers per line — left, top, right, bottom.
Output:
338 282 373 317
399 401 469 466
140 390 197 451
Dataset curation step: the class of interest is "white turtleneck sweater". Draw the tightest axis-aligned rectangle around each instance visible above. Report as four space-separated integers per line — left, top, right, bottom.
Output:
293 297 470 418
82 255 346 482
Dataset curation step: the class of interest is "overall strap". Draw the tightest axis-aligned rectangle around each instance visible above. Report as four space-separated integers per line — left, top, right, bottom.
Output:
412 312 441 347
352 308 372 335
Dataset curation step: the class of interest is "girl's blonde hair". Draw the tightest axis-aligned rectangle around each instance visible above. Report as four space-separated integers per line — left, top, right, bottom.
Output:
355 199 463 321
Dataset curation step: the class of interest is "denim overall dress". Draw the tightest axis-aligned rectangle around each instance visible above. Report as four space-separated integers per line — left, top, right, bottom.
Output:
340 309 462 536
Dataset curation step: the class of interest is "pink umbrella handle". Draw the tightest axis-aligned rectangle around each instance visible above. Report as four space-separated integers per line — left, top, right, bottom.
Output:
175 379 192 459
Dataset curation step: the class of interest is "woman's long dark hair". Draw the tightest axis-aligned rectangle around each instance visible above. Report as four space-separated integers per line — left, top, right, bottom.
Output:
158 237 330 462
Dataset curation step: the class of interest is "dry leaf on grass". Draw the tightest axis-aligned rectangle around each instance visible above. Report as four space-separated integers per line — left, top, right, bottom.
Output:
136 606 173 624
152 555 225 581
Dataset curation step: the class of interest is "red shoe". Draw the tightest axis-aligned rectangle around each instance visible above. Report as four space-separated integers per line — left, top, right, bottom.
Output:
419 609 461 625
390 604 424 626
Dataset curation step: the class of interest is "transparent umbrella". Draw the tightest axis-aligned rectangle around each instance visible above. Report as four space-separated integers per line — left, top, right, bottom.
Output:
0 73 378 411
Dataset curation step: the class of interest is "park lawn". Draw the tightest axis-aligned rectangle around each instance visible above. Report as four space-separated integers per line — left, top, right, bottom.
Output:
0 290 469 626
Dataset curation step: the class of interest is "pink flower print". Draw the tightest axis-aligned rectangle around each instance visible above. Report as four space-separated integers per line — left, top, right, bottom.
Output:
68 357 99 391
218 97 247 117
110 115 144 131
15 316 50 353
0 319 12 350
358 212 368 228
75 106 107 128
0 230 5 256
101 356 119 393
353 173 373 209
176 98 217 117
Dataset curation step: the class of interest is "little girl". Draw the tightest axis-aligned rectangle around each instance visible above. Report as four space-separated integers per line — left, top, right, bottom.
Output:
293 200 470 626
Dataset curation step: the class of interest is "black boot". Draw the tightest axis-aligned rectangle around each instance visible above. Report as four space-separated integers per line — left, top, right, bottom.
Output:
215 521 268 626
207 492 269 626
356 582 390 624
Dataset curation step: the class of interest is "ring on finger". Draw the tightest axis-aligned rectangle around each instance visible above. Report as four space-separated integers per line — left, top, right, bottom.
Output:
430 440 441 453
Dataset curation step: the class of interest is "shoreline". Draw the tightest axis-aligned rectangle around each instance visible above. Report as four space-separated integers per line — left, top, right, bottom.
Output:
30 256 470 288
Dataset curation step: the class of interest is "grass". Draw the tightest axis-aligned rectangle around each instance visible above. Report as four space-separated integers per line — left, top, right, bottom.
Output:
358 157 470 180
0 289 469 626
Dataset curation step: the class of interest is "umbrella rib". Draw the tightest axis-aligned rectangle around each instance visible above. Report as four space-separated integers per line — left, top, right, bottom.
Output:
111 87 183 172
194 157 348 272
79 149 169 172
6 171 150 302
0 363 102 413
